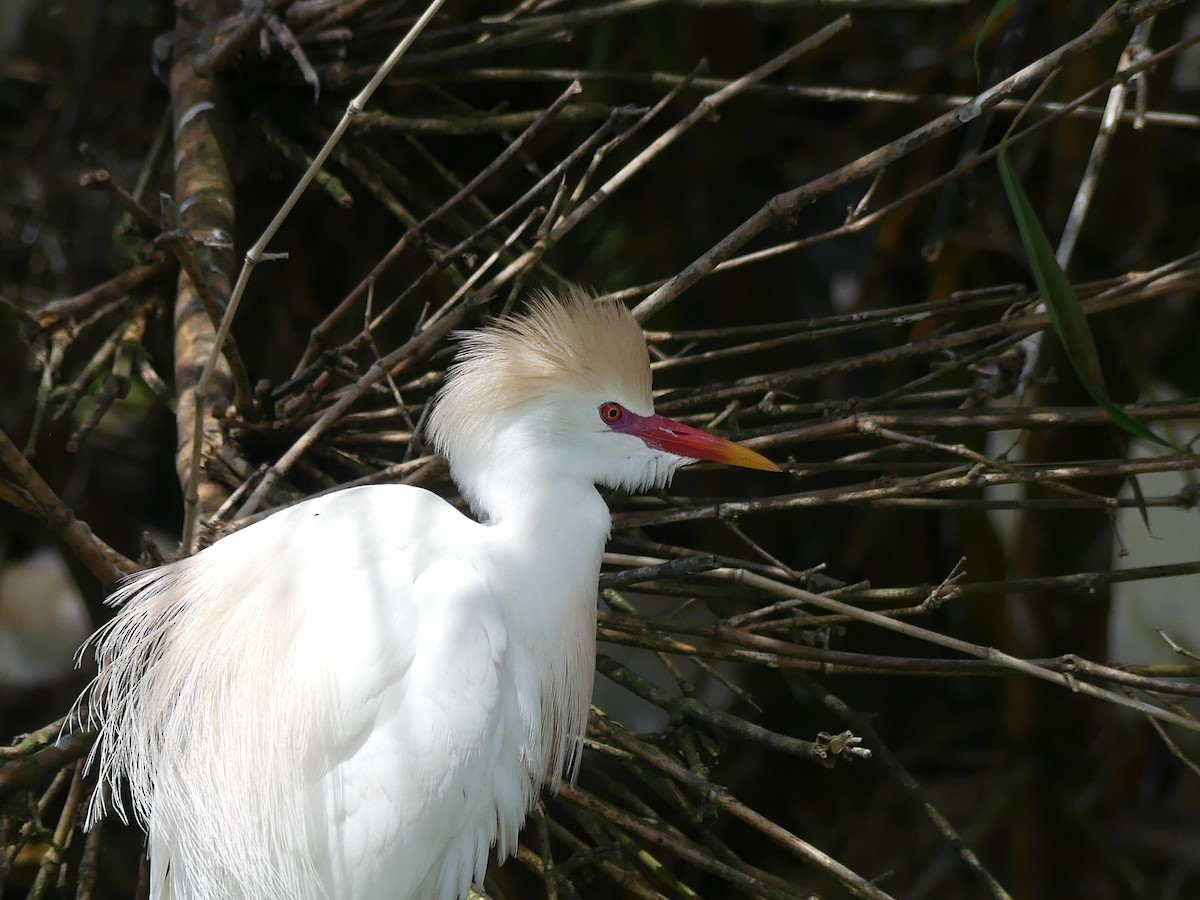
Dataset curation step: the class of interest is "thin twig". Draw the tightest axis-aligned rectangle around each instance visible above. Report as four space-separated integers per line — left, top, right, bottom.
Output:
719 567 1200 731
792 675 1013 900
588 715 897 900
1057 18 1156 269
442 67 1200 131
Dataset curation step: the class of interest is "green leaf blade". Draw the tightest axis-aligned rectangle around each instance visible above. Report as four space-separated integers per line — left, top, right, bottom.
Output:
996 141 1176 451
973 0 1015 86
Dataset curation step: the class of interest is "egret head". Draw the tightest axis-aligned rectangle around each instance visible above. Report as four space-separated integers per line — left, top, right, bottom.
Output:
428 288 778 518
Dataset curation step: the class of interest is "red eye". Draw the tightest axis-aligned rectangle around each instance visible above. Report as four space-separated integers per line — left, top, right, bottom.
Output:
600 402 624 423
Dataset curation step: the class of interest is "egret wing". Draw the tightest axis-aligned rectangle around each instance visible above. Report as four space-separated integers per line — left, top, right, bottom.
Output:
307 554 511 900
82 485 509 900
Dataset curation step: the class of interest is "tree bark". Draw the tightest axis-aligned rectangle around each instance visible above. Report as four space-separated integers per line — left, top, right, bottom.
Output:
169 15 236 525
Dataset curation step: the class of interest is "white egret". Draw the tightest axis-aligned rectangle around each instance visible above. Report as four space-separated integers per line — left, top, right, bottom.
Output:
79 288 778 900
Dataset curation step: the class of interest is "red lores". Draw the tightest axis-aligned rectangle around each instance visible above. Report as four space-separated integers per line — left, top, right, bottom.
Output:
599 403 780 472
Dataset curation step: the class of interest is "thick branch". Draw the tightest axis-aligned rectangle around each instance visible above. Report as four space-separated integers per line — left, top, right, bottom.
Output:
0 428 137 586
169 37 236 527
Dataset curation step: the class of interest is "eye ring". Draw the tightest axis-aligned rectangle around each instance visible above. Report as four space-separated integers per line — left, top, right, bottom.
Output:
599 402 625 424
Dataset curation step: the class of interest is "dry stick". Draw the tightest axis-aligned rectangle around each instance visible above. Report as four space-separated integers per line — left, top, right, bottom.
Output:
595 654 830 764
402 0 745 65
672 36 1192 295
1145 713 1200 779
330 51 721 368
541 815 671 900
193 0 299 76
595 617 1200 697
338 144 422 227
855 419 1112 509
529 808 558 900
440 16 850 327
560 59 711 226
377 20 574 77
598 743 807 895
117 110 171 238
849 494 1190 511
559 783 808 900
758 400 1200 441
32 260 167 331
365 81 586 337
453 67 1200 130
78 168 160 236
391 0 947 65
24 331 68 457
181 0 447 551
492 60 706 308
721 568 1200 731
632 0 1188 321
67 307 149 452
245 68 702 510
239 303 470 517
134 348 171 408
794 675 1013 900
647 308 1010 380
565 778 716 900
0 428 137 585
597 550 1200 623
922 0 1033 262
0 478 39 518
293 78 586 376
2 765 70 875
278 23 845 442
237 195 548 517
633 248 1197 343
26 762 85 900
402 130 561 273
600 776 783 900
647 309 918 370
495 17 852 287
170 23 238 544
1016 18 1155 399
0 728 93 806
159 233 256 419
1058 19 1153 269
401 134 569 291
654 259 1193 409
256 112 355 208
419 207 542 329
305 0 385 32
51 317 132 421
615 456 1200 528
588 716 897 900
664 315 1190 422
265 11 320 101
0 724 68 763
76 811 104 900
358 104 614 135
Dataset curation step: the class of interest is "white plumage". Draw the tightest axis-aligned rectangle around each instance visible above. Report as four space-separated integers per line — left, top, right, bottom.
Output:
79 288 777 900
